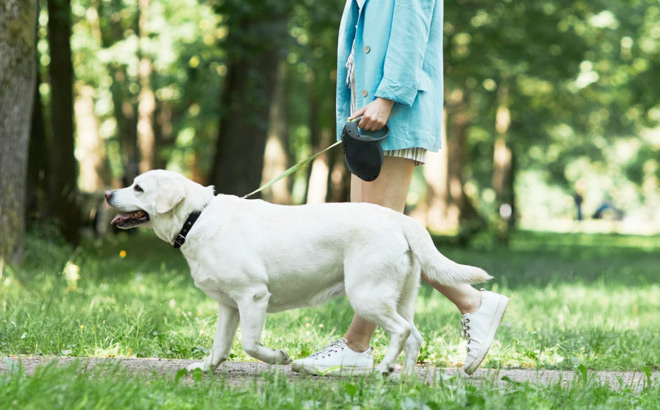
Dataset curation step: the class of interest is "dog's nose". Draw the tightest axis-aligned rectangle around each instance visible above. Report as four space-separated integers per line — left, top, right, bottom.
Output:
104 190 114 202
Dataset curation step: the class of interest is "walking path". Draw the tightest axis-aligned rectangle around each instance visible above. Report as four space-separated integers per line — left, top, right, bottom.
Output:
1 356 657 389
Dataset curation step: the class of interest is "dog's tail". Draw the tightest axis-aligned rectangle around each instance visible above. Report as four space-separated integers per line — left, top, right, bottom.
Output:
403 218 492 286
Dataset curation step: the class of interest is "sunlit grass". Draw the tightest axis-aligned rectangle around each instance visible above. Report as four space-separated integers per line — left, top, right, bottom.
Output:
1 229 659 373
1 360 659 410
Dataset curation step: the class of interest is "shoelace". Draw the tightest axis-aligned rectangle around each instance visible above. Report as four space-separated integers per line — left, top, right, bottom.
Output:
460 316 472 352
308 340 346 359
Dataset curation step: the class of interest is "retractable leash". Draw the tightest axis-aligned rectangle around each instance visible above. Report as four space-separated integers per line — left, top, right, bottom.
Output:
242 117 390 199
242 140 342 199
341 117 389 182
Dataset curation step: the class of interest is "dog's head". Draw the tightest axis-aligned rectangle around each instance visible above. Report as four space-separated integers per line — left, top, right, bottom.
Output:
105 170 214 242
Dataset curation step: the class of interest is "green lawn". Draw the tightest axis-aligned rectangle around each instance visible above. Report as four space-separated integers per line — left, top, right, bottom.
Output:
1 228 659 408
2 361 658 410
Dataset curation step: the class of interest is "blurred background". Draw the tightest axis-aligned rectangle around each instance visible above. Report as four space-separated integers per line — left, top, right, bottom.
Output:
2 0 659 264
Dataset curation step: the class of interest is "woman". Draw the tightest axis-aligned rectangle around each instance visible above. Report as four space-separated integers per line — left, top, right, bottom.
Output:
291 0 509 375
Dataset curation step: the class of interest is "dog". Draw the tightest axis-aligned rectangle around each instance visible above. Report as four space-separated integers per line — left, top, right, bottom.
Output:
105 170 491 376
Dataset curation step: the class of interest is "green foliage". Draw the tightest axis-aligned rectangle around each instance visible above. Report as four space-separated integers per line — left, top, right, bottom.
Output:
441 0 660 227
64 0 226 178
30 0 660 228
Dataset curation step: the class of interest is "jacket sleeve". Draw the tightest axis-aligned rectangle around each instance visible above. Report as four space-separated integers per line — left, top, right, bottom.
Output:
374 0 435 106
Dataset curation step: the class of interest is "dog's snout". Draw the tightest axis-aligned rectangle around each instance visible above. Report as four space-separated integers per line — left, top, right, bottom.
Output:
105 190 114 203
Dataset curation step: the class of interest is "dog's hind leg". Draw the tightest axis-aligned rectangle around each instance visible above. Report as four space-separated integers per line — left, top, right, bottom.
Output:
348 287 411 375
398 300 422 378
345 250 414 375
186 303 239 373
371 309 411 375
237 287 292 365
398 258 423 379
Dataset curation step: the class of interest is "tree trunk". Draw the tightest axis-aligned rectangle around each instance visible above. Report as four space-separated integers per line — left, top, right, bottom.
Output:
209 2 289 196
110 67 140 185
445 89 481 236
137 0 155 173
47 0 80 244
305 70 334 204
96 0 139 184
154 100 173 171
326 147 350 203
75 84 111 192
260 60 292 204
492 85 514 243
0 0 37 265
411 108 449 231
28 70 49 221
211 60 275 196
27 0 48 221
306 129 333 204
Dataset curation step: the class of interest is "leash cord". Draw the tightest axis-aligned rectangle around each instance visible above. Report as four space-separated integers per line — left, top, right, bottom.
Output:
242 140 343 199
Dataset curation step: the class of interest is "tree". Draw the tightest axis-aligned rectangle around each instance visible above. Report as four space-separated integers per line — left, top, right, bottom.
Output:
75 84 111 192
96 0 140 183
137 0 156 173
27 66 49 221
209 0 291 196
47 0 80 244
0 0 38 265
289 0 345 203
261 60 292 204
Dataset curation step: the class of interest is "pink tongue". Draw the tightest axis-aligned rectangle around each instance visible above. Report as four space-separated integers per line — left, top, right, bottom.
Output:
111 213 134 225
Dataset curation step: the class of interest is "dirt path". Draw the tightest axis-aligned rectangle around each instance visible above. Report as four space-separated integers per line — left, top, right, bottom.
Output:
1 356 657 388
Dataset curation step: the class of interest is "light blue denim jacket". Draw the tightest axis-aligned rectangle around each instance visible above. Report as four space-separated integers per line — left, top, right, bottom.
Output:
336 0 444 151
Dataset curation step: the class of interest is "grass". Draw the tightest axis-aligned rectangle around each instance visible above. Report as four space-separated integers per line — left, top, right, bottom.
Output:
1 361 658 410
1 227 659 408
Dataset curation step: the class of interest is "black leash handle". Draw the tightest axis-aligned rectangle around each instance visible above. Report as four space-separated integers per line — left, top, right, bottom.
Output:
344 117 389 143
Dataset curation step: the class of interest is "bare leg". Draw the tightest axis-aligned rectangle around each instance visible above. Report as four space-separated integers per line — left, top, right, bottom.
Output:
424 281 482 315
345 157 414 351
345 156 481 353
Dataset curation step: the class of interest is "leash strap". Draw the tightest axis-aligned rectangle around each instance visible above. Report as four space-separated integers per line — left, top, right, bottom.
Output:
242 140 343 199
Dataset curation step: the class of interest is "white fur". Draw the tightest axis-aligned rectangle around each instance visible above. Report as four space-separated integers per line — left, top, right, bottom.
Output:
106 170 491 376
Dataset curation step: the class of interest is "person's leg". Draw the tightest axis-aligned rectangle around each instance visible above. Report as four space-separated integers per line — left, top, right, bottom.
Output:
345 157 484 352
423 282 482 314
344 156 415 352
288 157 415 374
292 156 507 375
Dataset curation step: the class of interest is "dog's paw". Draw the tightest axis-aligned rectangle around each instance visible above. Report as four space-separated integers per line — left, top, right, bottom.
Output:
277 350 292 365
186 362 210 373
375 363 396 376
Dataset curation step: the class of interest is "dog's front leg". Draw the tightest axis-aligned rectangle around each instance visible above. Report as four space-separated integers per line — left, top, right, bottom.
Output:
237 289 291 365
186 303 239 373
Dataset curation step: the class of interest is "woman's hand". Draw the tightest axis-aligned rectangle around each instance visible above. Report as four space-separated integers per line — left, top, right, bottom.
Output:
349 98 395 131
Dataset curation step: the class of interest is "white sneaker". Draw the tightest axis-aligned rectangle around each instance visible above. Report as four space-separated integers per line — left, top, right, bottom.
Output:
290 338 374 376
461 289 509 375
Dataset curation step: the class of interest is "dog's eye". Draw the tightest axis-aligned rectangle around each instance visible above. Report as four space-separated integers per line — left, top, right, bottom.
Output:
134 185 144 193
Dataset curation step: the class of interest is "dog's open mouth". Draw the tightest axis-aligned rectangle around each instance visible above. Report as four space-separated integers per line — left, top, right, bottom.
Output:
111 210 150 229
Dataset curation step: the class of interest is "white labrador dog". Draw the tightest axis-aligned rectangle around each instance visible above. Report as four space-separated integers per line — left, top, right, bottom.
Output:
106 170 491 376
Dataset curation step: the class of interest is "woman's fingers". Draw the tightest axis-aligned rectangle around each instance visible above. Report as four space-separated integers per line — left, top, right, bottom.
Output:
360 111 386 131
350 98 393 131
348 107 366 121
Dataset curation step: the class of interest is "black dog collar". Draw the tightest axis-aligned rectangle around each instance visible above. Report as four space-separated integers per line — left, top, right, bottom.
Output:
173 210 202 249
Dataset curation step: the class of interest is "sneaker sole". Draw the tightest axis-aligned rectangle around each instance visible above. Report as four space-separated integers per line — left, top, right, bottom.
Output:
295 363 374 376
464 295 509 375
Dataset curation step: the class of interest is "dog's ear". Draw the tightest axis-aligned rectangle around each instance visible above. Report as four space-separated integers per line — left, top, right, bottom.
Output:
155 177 186 214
